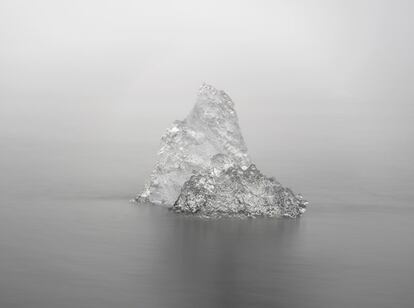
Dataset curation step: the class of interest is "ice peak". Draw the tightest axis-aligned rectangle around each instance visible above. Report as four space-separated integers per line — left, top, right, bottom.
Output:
190 83 236 124
198 82 219 95
197 83 233 105
187 84 245 154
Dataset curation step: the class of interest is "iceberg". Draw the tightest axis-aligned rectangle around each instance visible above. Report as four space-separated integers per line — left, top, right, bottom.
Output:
136 83 308 218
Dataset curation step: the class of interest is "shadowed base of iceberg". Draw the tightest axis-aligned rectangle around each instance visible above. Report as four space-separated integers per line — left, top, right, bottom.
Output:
171 154 307 218
136 154 308 219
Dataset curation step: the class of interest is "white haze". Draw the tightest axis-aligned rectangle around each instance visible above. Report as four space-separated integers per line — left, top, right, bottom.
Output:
1 0 413 195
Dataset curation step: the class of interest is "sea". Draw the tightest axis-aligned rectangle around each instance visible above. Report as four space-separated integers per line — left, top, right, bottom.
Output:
1 138 413 308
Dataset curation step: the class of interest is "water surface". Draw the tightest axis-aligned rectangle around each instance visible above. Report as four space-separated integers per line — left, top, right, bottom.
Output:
0 140 413 308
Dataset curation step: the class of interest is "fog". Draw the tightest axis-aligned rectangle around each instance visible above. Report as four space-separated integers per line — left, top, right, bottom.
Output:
1 0 413 143
1 0 413 200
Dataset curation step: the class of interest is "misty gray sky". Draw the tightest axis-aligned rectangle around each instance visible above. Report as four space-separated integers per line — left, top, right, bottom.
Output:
1 0 413 160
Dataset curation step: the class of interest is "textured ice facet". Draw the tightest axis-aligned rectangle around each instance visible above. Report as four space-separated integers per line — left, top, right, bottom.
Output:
172 154 307 218
136 83 307 218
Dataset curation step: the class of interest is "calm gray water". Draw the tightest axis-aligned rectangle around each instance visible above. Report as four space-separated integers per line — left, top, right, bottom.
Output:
1 139 413 308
